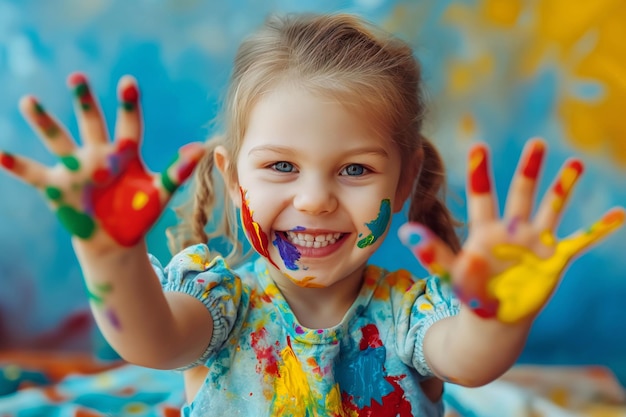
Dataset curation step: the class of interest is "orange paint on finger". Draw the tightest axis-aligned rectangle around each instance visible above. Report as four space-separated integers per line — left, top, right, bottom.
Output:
468 145 491 194
551 160 583 212
600 208 625 227
521 141 545 179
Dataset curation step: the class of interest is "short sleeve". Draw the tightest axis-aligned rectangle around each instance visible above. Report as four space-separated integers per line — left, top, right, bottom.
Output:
395 274 460 378
149 244 242 370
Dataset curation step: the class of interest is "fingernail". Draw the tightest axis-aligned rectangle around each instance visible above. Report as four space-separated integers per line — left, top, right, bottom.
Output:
398 223 428 248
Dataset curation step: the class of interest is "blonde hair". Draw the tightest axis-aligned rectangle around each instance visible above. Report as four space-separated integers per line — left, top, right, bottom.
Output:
168 12 461 264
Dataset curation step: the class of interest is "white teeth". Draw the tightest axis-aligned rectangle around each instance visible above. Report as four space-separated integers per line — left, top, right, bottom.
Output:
285 231 342 247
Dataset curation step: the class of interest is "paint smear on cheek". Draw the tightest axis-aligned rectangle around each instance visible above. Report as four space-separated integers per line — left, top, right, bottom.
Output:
357 199 391 249
272 234 301 270
239 187 279 269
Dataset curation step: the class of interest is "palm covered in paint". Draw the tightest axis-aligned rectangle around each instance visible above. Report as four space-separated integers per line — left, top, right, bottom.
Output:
0 73 205 248
399 139 624 323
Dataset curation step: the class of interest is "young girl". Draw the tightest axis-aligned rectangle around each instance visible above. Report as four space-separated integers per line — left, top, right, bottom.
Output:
0 12 623 417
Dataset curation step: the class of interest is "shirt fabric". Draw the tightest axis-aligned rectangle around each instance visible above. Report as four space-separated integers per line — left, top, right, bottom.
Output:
151 244 460 417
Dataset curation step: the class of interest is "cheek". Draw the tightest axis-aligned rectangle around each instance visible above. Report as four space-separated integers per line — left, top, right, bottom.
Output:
356 198 392 249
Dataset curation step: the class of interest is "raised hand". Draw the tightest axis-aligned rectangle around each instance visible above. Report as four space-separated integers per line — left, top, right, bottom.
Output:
0 73 206 248
399 139 624 324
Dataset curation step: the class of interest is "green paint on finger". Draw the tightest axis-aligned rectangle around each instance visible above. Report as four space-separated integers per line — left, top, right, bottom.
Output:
160 171 178 194
56 205 96 239
60 155 81 171
357 198 391 248
45 186 63 201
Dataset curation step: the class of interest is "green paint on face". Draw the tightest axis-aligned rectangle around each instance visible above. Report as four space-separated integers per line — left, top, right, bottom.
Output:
357 198 391 249
60 155 81 171
56 205 96 239
45 186 63 201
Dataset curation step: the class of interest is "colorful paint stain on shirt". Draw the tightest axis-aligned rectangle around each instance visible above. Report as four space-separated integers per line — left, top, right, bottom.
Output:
270 337 320 415
357 199 391 249
338 324 413 416
155 245 460 416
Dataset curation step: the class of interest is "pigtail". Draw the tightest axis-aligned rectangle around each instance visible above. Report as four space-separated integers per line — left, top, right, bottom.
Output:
408 138 462 253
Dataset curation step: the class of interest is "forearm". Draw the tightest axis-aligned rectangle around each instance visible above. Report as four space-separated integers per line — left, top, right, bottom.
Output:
423 307 532 386
73 239 212 369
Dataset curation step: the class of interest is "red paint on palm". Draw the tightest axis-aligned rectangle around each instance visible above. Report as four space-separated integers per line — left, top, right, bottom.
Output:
91 157 162 246
453 254 499 319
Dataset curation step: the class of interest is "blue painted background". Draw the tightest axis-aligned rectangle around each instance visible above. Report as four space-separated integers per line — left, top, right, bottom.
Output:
1 0 625 383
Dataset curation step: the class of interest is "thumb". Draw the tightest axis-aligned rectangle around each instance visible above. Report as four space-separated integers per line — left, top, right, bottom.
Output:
556 207 625 262
398 222 455 282
159 142 207 196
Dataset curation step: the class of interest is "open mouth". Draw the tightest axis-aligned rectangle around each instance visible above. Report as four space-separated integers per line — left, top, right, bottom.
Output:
283 231 345 248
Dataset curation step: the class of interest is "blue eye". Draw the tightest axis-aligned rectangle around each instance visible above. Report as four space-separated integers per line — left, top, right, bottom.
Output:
341 164 366 176
272 161 295 173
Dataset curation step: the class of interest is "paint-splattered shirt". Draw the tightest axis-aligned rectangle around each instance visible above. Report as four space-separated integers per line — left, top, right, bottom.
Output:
151 244 460 416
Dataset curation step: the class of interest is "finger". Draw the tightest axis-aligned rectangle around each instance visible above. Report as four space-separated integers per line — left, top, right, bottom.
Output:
503 138 546 222
0 150 48 187
467 143 498 225
398 222 456 282
554 207 625 261
114 75 142 145
18 96 77 156
533 158 584 232
158 142 207 198
67 72 109 145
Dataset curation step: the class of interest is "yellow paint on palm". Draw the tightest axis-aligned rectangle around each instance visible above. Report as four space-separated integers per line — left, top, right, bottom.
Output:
490 209 624 323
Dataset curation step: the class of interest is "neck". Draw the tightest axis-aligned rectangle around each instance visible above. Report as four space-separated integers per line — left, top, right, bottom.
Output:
267 262 366 329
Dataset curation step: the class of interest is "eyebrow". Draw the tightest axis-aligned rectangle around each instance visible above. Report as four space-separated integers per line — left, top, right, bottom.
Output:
248 144 390 158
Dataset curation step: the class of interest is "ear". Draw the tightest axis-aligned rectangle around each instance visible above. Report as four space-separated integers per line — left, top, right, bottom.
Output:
393 147 423 213
214 145 242 208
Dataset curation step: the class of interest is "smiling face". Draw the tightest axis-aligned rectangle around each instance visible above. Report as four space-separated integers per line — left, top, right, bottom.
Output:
219 83 409 289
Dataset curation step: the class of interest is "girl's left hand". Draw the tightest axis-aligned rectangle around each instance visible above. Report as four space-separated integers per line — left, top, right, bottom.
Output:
399 138 625 324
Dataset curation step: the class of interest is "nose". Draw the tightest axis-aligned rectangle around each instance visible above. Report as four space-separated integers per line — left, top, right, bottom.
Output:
293 175 338 215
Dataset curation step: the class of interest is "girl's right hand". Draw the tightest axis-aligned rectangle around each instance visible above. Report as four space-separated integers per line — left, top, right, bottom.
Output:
0 73 206 250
